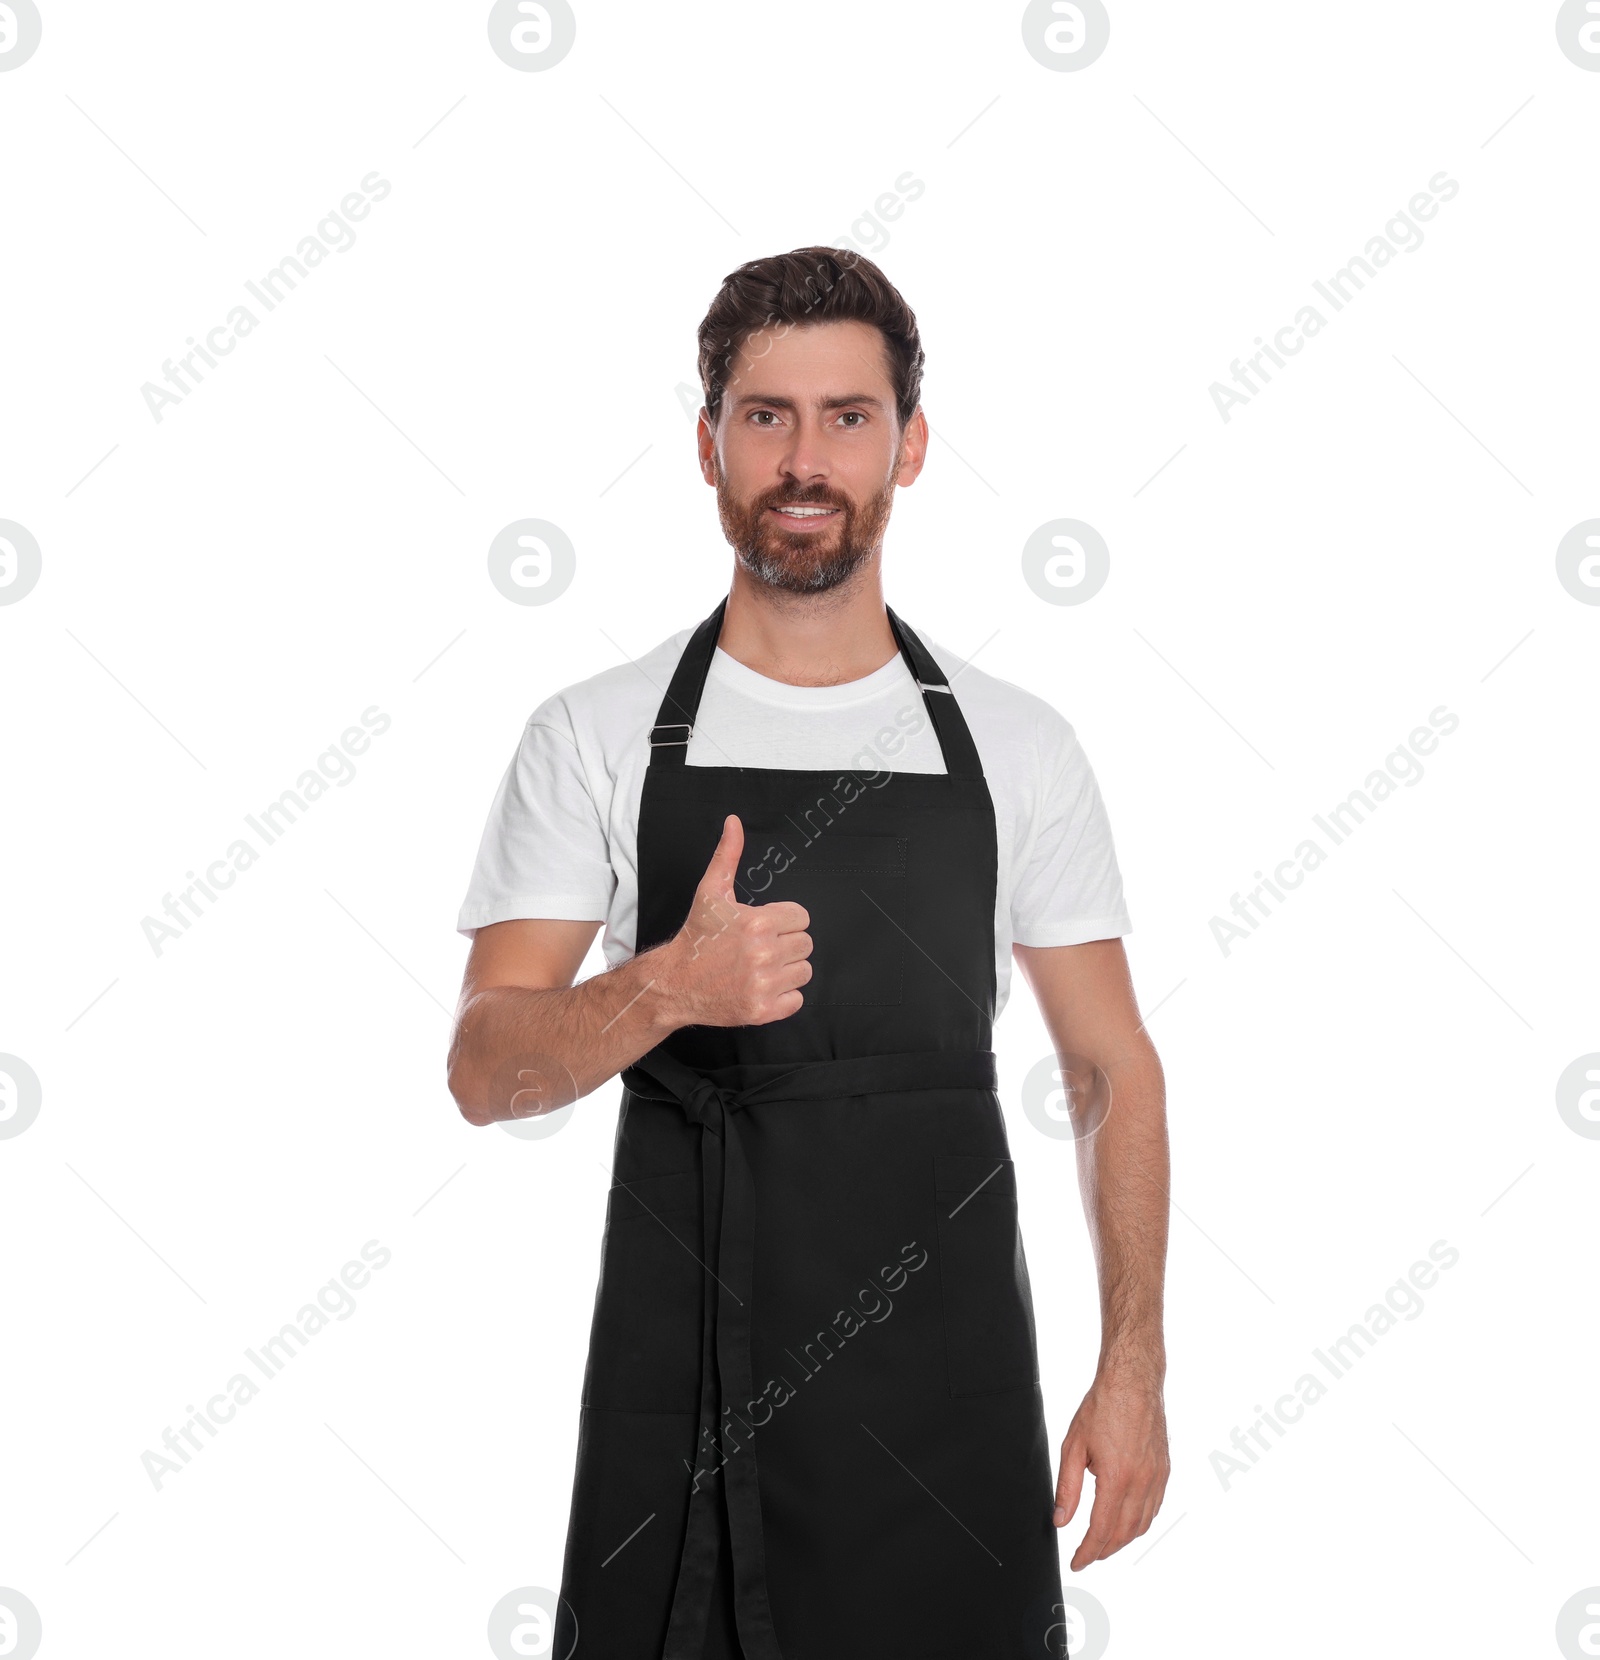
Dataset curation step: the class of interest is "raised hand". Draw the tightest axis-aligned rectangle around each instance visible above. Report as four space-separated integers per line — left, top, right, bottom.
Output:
657 814 813 1027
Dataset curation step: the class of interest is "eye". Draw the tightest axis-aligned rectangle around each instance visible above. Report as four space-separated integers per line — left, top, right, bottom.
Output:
750 409 781 426
837 411 866 428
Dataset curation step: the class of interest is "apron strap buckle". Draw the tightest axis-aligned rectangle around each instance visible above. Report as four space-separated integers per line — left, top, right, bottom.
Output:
649 722 694 746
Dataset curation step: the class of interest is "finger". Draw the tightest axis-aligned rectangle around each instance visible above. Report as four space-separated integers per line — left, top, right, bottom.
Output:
1053 1435 1087 1527
698 814 744 899
1071 1469 1135 1568
1102 1483 1150 1559
758 899 810 935
759 987 806 1024
1090 1476 1153 1565
776 929 814 963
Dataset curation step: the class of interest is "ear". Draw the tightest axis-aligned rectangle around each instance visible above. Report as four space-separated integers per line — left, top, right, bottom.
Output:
895 406 929 487
697 410 719 487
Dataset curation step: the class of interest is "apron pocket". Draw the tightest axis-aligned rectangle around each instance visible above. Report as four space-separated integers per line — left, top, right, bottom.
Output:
738 828 907 1006
933 1155 1040 1396
581 1168 706 1414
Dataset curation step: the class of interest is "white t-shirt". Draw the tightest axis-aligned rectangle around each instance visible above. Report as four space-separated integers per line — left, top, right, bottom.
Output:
457 619 1132 1018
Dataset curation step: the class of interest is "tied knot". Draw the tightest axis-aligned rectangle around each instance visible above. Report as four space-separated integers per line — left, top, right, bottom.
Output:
681 1077 741 1133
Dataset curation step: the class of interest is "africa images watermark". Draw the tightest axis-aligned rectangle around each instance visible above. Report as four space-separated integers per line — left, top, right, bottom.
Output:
1210 704 1459 956
661 689 937 990
140 705 391 955
663 691 930 997
1209 170 1460 422
683 1241 931 1492
830 169 925 260
734 692 931 896
1210 1239 1460 1490
139 171 392 423
141 1240 391 1490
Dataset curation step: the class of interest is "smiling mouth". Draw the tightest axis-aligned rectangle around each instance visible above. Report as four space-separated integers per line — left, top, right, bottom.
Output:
769 503 842 528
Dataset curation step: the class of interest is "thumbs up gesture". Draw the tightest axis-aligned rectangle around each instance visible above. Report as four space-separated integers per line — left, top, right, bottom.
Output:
658 815 813 1027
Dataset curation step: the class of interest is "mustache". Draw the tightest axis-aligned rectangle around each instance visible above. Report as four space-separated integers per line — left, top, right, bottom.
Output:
763 491 848 510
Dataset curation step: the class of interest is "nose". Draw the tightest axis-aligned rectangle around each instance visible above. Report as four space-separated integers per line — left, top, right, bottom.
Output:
776 418 835 489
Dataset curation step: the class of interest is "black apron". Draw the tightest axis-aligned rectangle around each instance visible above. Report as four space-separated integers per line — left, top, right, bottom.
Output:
554 597 1064 1657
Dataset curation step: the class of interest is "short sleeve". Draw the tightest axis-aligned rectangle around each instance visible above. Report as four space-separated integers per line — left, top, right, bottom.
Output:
456 707 615 938
1009 710 1132 948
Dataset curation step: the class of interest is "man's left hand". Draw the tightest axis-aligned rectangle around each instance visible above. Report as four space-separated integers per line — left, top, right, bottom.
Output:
1052 1367 1170 1570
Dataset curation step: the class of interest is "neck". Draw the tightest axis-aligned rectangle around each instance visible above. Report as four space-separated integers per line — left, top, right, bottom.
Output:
718 563 898 688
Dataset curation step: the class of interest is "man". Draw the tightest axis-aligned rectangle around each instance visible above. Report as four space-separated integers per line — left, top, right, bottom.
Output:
449 247 1170 1658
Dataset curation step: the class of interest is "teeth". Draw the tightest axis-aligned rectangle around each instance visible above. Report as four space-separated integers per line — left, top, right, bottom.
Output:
778 506 836 516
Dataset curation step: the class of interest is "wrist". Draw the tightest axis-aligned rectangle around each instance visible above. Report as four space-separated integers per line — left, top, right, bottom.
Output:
1096 1340 1166 1390
632 934 696 1036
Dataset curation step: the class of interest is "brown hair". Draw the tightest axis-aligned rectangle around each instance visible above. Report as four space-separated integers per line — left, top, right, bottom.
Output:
696 246 925 433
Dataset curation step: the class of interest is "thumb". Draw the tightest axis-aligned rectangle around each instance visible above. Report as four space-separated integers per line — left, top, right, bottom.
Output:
699 813 744 901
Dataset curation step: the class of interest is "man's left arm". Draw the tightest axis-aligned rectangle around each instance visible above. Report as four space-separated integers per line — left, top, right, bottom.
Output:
1012 937 1171 1571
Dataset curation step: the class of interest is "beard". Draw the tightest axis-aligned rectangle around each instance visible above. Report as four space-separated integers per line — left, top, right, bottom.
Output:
715 460 899 595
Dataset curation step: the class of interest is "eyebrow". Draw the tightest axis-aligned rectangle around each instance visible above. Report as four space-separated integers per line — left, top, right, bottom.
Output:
730 392 888 414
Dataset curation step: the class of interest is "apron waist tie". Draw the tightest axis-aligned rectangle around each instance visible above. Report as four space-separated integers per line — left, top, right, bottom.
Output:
617 1047 999 1660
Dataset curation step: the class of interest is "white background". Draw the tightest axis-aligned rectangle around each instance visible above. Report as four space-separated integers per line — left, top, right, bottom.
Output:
2 2 1596 1656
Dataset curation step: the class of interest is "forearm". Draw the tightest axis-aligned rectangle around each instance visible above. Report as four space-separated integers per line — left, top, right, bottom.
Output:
1075 1041 1170 1380
449 939 686 1125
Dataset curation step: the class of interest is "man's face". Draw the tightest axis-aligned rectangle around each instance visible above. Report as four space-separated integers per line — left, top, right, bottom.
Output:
699 319 926 595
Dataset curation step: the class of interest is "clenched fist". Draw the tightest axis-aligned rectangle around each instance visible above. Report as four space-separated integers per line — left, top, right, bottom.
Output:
656 814 813 1026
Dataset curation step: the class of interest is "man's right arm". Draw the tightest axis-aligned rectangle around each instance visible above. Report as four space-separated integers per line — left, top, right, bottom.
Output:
446 814 812 1126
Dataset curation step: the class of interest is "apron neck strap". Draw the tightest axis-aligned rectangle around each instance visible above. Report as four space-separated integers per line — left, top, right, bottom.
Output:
647 595 983 779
